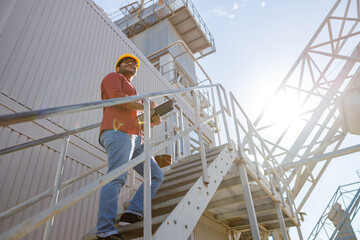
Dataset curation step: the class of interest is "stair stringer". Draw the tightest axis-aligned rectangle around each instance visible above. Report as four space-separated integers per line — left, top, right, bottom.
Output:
153 144 238 240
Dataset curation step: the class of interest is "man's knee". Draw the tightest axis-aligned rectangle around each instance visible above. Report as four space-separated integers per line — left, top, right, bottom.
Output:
154 169 164 184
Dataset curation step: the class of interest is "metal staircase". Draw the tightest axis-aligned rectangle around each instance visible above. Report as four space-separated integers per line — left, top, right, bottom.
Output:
0 83 300 240
82 141 299 240
82 144 232 239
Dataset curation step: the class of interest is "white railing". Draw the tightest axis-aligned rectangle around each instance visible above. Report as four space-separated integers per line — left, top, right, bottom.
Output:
230 92 304 239
0 84 231 240
0 83 300 240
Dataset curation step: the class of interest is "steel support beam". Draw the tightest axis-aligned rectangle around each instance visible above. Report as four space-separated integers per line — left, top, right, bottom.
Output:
275 203 289 240
282 144 360 170
238 161 261 240
143 98 152 240
43 136 70 240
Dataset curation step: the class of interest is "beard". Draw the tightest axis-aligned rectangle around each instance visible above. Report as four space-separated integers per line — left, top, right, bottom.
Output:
120 66 137 76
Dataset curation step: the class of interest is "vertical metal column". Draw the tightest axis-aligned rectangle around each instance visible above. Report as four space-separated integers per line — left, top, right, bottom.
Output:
238 161 261 240
143 98 152 240
275 203 289 240
43 136 70 240
192 90 209 183
179 107 184 158
169 111 176 163
175 111 181 160
216 87 232 150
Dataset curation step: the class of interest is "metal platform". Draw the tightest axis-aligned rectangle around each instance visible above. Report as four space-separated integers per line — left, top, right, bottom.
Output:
112 0 215 59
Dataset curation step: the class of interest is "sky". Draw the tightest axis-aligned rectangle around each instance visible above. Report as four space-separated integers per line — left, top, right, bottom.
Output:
94 0 360 238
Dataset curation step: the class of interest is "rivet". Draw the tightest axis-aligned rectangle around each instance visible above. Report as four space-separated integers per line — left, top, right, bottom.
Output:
174 220 177 224
188 201 191 205
185 225 188 229
197 206 200 210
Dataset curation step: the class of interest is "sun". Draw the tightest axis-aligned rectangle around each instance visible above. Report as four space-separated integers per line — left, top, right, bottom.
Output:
264 91 302 128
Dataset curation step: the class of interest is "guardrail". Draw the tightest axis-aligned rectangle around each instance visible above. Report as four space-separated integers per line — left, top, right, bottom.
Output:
0 83 299 240
230 92 303 239
0 84 231 240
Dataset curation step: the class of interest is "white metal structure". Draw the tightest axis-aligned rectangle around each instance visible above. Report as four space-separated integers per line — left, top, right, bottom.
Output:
253 0 360 211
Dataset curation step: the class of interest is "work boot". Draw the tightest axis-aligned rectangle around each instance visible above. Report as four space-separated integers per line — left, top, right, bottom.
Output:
118 212 143 226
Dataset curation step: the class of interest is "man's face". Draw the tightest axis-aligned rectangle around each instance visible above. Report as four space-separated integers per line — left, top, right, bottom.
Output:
118 57 138 76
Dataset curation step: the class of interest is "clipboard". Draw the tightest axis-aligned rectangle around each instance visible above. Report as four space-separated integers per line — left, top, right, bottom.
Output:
137 99 174 122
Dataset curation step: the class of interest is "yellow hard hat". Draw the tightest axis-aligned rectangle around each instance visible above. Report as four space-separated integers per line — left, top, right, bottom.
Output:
115 53 140 71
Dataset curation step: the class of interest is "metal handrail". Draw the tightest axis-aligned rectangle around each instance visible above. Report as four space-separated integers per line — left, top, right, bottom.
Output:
0 83 229 240
229 92 301 224
0 82 298 239
0 123 101 156
0 84 219 126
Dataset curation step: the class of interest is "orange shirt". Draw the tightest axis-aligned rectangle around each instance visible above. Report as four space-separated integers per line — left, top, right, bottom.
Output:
99 72 140 137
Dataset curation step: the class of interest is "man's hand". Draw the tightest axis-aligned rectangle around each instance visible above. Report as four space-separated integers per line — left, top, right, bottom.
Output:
151 114 162 127
150 100 157 110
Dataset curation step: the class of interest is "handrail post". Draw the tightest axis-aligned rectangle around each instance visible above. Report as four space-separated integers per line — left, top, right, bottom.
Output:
216 86 232 150
43 136 70 240
143 98 152 240
175 111 181 160
191 90 209 184
230 93 243 159
169 111 176 163
179 107 185 158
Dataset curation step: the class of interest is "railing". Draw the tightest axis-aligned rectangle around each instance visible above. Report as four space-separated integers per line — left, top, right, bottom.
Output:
0 83 299 240
159 58 214 117
147 40 218 130
230 92 303 238
0 83 231 240
180 0 216 57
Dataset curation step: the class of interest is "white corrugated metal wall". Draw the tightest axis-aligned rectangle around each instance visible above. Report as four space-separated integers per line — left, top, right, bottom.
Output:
0 0 215 239
193 216 228 240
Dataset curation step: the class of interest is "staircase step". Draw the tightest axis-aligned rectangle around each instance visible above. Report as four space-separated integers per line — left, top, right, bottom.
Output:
117 214 169 239
152 196 183 217
152 182 194 204
159 171 201 192
164 153 219 177
168 145 225 172
161 157 215 185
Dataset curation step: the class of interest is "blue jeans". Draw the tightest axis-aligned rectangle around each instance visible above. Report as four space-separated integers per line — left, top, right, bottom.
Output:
96 130 164 237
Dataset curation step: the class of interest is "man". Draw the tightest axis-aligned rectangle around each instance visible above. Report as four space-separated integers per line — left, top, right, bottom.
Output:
96 53 164 240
